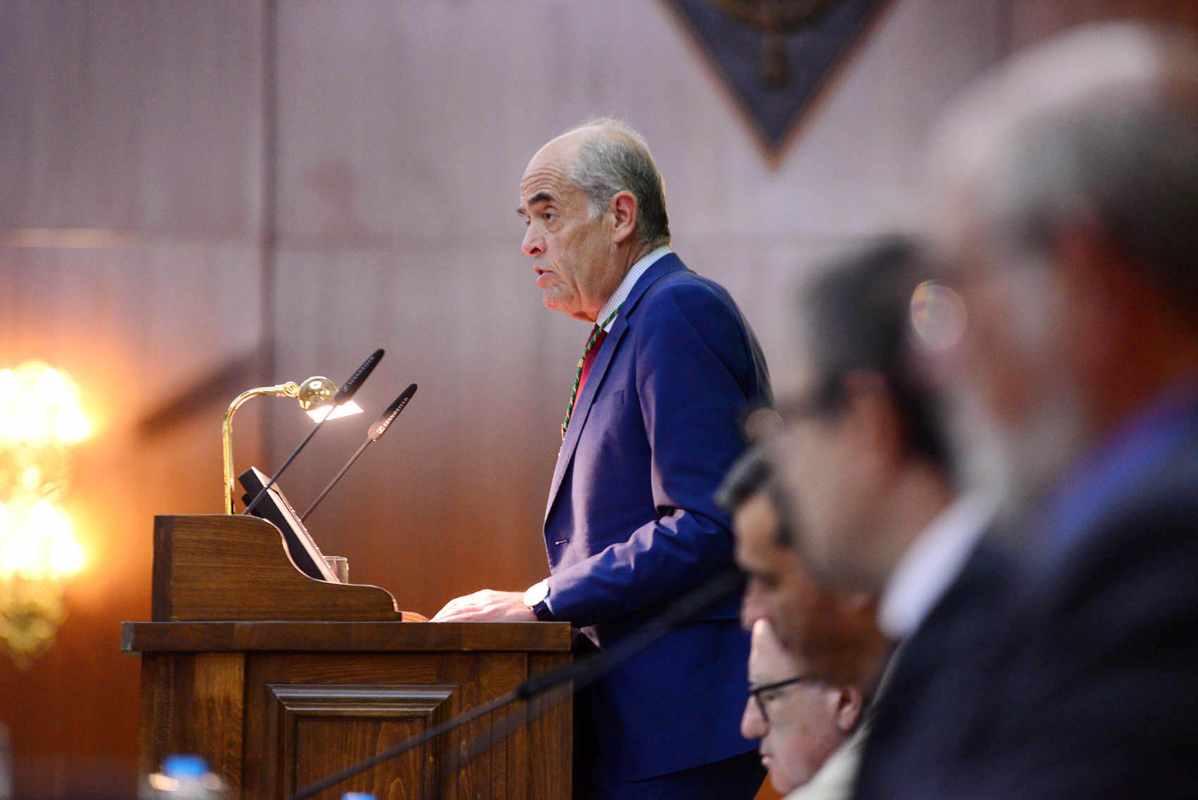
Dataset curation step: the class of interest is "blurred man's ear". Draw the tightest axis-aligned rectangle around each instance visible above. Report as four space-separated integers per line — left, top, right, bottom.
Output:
841 372 904 469
830 686 864 733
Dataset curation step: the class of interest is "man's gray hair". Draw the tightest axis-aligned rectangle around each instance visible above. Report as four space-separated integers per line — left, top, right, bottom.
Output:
565 118 671 247
933 24 1198 320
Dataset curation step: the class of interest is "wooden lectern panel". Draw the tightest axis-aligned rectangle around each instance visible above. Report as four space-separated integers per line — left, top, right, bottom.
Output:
130 514 572 798
130 629 572 799
152 515 409 622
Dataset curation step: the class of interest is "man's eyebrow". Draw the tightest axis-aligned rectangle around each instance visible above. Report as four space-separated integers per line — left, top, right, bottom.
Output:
517 191 556 218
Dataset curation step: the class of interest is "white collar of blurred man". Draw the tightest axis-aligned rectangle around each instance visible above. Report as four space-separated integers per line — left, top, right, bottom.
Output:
742 618 865 797
877 491 996 639
594 245 671 332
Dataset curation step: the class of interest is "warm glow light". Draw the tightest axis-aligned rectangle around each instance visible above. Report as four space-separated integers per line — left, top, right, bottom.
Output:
305 399 363 422
0 362 92 445
0 500 86 581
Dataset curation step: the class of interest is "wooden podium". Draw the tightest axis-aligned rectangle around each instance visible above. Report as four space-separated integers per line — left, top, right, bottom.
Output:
123 515 573 799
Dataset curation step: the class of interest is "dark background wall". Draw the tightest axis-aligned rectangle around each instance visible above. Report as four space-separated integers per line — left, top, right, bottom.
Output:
1 1 1195 796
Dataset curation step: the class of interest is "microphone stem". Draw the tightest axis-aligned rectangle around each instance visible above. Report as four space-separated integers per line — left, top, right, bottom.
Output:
243 403 336 516
301 437 373 522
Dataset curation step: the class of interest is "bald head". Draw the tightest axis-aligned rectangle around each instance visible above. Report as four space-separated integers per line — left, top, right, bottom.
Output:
551 118 671 248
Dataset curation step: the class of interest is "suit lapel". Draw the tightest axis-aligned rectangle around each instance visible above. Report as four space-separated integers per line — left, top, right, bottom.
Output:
543 254 687 522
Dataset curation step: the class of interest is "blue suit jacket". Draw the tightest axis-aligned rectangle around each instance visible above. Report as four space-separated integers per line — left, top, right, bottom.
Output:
542 253 771 782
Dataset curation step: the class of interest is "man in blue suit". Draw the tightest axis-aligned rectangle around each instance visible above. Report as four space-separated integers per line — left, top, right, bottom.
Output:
433 119 771 799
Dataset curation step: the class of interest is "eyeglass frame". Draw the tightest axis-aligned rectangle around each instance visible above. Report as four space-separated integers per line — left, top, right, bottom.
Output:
748 675 807 724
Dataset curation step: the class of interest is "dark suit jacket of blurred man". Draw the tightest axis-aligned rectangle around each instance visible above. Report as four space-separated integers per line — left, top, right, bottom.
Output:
851 538 1012 800
859 392 1198 799
541 251 771 792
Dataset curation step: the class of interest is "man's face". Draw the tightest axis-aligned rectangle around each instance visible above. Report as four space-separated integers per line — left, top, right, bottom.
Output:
770 340 883 590
929 191 1086 511
736 492 829 646
735 491 885 686
517 137 620 322
740 620 851 795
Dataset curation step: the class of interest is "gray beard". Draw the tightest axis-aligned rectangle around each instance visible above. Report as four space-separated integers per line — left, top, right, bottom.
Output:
946 381 1089 552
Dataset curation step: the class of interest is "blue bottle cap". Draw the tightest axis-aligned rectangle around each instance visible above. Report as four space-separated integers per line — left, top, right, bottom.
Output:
341 794 376 800
162 754 208 778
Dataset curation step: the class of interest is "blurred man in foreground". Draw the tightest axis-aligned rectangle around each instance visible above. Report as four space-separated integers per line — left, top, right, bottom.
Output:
913 23 1198 797
764 237 1009 798
742 619 866 800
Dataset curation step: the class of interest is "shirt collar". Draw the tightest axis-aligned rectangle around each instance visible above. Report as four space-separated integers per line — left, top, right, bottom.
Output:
595 246 671 332
877 492 997 640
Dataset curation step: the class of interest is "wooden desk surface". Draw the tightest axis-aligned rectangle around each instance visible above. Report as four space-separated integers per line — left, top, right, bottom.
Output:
122 620 573 653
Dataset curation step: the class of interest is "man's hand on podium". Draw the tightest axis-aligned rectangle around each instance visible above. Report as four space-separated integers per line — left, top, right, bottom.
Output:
431 589 536 622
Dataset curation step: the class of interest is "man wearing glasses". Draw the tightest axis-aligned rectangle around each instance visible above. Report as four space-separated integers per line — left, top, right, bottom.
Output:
718 446 887 797
741 619 867 799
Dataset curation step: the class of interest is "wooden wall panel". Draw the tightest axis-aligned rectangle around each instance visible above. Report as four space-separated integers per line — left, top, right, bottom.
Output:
0 1 267 796
0 0 264 235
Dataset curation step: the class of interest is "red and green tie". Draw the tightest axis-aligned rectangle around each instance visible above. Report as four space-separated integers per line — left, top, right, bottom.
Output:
561 308 618 440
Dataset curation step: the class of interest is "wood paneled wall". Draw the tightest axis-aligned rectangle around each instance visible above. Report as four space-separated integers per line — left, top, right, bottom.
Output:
0 1 268 796
1 1 1193 796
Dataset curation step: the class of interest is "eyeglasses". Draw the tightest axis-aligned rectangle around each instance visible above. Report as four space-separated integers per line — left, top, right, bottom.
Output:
773 378 845 426
748 675 807 724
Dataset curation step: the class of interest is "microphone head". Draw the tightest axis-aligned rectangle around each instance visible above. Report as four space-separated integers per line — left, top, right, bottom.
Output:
334 348 385 404
369 383 417 441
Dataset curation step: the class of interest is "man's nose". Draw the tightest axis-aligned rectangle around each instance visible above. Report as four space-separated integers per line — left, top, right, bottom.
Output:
740 697 766 741
741 583 765 629
522 225 543 257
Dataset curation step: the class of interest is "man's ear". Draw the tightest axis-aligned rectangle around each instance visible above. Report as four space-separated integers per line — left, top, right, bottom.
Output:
842 372 903 469
609 191 639 245
829 686 864 733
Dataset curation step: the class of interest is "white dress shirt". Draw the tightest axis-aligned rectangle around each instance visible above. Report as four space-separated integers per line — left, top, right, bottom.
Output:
785 723 867 800
877 493 997 640
595 246 672 332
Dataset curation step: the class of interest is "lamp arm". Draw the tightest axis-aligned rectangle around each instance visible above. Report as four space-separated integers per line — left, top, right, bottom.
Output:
221 382 298 514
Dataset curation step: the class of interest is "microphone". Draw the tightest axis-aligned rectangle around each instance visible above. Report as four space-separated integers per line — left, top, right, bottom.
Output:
288 569 743 799
243 349 385 516
300 383 418 522
333 348 385 406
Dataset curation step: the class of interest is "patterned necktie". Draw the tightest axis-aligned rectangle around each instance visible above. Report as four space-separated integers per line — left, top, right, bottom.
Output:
561 308 618 440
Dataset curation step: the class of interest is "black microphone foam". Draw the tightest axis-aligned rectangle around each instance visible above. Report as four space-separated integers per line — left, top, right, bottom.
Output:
334 348 384 405
369 383 417 441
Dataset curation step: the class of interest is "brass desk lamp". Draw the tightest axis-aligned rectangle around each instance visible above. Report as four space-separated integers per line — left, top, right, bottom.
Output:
221 377 361 514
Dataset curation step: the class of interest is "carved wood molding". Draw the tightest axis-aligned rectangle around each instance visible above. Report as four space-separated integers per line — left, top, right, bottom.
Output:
267 682 456 797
